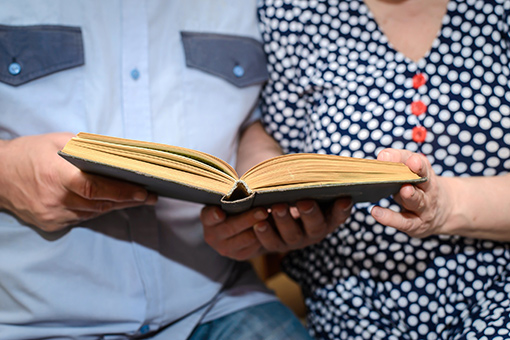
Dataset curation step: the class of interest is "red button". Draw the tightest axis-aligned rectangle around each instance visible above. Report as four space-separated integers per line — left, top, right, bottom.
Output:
412 126 427 143
413 73 426 89
411 100 427 116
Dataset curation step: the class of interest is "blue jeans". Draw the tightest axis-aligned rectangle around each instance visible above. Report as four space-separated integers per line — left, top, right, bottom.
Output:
188 301 312 340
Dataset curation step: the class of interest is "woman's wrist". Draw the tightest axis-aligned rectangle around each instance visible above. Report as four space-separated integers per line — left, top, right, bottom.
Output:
440 175 510 241
438 176 472 237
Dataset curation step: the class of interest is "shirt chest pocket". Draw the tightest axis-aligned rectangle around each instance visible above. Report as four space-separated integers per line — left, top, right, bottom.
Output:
175 31 269 155
181 31 268 88
0 24 84 86
0 24 86 138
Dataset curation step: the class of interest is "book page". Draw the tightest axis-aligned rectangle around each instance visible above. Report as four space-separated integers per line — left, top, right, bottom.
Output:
241 153 423 190
75 132 239 179
62 135 237 195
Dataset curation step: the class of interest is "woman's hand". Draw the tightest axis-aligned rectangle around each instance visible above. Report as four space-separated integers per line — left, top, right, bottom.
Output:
372 148 510 241
370 148 451 238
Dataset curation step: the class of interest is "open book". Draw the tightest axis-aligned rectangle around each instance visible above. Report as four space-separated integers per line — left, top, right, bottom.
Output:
59 133 426 213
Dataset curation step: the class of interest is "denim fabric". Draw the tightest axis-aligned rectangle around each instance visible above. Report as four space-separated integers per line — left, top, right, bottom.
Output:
188 301 313 340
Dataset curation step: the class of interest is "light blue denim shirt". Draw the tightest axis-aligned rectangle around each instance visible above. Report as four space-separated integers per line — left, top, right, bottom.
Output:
0 1 275 339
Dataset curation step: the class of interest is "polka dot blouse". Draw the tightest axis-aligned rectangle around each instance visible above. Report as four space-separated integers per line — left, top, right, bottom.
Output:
258 0 510 339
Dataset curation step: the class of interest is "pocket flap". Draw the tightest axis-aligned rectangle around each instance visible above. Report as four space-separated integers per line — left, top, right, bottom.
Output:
0 24 84 86
181 31 268 88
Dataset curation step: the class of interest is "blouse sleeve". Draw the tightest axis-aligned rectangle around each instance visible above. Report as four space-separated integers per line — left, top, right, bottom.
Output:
258 2 311 154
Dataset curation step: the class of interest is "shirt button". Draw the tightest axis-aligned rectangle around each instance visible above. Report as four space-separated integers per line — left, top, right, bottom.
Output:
139 324 150 334
411 100 427 116
233 65 245 78
8 62 21 76
131 69 140 80
412 73 426 89
412 126 427 143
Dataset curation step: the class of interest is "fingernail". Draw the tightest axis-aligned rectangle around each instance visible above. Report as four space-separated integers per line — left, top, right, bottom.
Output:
378 151 390 162
371 206 383 218
254 209 267 220
254 222 267 232
274 207 287 218
341 199 353 211
298 201 314 214
410 185 417 197
133 191 148 201
212 209 222 221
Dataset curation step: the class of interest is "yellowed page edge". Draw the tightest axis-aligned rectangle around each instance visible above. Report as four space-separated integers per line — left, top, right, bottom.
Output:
75 132 238 179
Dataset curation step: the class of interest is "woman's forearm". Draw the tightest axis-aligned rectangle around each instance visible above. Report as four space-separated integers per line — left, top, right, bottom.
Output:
442 174 510 241
236 121 283 176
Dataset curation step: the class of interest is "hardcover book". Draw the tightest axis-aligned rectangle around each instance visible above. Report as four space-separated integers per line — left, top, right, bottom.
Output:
59 133 426 213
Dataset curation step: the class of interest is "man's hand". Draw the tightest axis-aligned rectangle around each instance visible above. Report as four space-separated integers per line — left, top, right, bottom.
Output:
201 206 268 260
254 198 352 253
201 198 352 261
0 133 157 232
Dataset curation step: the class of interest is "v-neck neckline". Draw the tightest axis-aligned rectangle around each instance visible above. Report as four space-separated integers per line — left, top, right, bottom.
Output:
360 0 453 68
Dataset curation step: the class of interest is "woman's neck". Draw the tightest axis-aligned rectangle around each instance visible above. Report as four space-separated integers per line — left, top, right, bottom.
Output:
363 0 450 62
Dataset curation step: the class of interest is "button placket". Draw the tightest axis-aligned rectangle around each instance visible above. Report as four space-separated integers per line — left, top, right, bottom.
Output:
121 0 152 141
410 72 428 144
